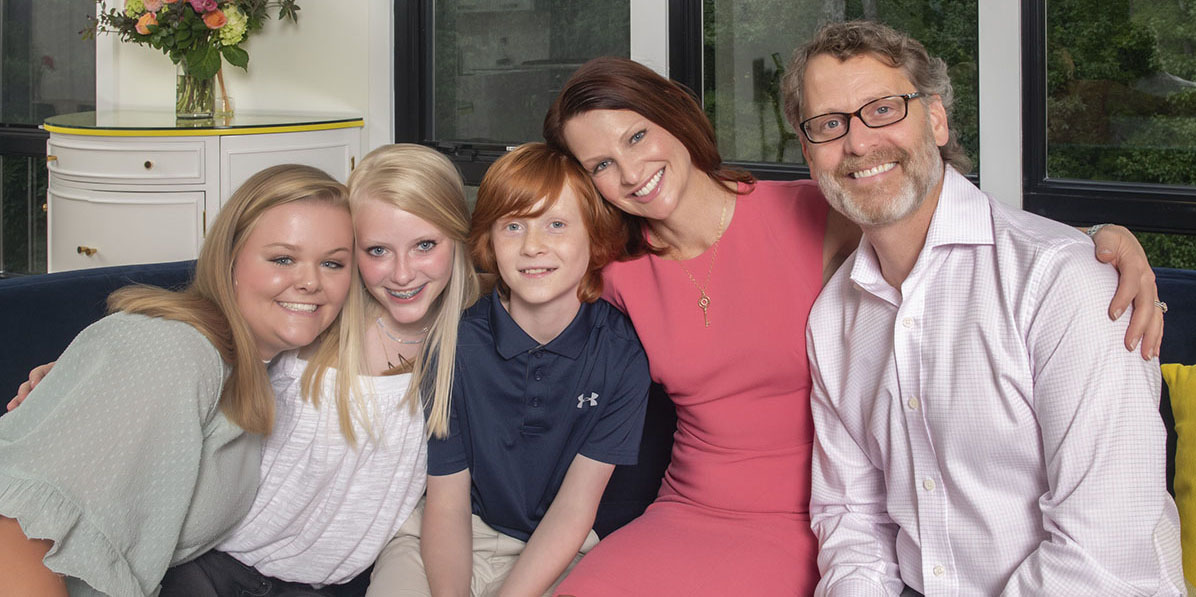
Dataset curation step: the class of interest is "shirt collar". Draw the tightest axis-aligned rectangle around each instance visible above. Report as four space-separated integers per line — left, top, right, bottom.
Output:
488 288 595 360
848 168 994 301
924 167 993 250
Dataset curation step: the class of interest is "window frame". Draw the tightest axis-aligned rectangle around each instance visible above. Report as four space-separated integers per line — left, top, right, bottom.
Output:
1021 0 1196 233
395 0 687 185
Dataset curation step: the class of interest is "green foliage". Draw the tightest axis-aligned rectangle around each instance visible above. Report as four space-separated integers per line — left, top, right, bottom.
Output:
1 156 48 274
1047 0 1196 192
221 45 249 69
1139 231 1196 270
1048 144 1196 186
84 0 300 78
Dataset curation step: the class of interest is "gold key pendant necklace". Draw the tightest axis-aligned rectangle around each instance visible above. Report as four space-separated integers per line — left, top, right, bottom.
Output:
677 197 731 328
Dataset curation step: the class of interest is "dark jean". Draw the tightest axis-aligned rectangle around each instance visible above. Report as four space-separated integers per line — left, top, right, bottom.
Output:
159 550 371 597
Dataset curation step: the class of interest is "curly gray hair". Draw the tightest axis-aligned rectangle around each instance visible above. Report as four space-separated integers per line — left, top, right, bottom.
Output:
781 20 971 174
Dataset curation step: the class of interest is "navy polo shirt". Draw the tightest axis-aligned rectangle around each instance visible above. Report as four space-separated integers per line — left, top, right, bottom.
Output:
427 289 650 542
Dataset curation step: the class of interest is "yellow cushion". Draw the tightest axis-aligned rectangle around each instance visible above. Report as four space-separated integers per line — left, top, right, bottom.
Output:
1163 362 1196 588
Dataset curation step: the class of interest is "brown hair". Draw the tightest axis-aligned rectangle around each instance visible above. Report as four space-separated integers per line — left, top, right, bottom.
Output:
543 56 753 256
110 164 350 435
470 142 626 304
781 20 971 174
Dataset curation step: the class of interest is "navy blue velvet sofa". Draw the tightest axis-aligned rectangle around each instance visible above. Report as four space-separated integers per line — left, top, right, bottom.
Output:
0 262 1192 564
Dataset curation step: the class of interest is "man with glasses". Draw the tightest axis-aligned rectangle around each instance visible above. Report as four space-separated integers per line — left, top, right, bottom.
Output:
784 21 1184 596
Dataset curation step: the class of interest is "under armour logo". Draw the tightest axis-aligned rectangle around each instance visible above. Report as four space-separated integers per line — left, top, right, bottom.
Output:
577 392 598 408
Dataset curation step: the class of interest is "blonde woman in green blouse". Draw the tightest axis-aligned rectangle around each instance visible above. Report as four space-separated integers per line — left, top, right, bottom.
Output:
0 164 354 597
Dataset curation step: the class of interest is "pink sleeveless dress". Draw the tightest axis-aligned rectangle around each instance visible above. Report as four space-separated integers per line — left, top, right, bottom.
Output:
557 180 829 596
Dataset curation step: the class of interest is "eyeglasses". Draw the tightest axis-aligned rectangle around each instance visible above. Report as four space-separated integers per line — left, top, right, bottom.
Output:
799 92 924 144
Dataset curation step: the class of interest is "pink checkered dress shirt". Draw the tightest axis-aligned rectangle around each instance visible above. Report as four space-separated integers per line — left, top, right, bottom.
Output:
806 168 1184 596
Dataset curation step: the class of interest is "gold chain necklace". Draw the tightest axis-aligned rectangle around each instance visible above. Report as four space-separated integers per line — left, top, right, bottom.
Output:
375 318 427 371
676 197 731 328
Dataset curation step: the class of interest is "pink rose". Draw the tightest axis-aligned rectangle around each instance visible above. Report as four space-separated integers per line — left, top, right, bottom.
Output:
188 0 217 12
135 12 157 35
202 9 227 29
144 0 163 10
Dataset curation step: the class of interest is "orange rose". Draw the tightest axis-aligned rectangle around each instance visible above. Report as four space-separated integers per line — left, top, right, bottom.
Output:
135 12 157 35
163 0 179 3
202 9 227 29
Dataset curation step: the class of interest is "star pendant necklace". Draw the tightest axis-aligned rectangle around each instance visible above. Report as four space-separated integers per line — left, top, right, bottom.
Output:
375 317 428 371
676 196 731 328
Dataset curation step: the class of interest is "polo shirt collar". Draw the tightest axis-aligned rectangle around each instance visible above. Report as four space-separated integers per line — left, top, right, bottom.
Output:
488 289 595 360
849 167 994 301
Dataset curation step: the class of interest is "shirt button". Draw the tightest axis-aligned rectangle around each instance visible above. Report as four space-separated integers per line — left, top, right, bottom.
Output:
533 350 543 358
923 478 936 491
531 399 541 407
902 317 914 328
933 565 946 577
534 369 544 381
907 396 920 410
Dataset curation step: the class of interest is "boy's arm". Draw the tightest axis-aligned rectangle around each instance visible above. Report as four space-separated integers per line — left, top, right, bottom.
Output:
422 470 475 597
497 454 614 597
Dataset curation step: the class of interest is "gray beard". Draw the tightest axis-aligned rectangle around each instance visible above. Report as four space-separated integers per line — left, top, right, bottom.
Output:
816 126 944 227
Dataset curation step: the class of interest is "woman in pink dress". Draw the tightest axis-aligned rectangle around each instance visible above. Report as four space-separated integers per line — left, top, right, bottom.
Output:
541 57 1163 595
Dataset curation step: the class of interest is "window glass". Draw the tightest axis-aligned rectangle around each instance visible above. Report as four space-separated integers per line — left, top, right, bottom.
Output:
702 0 979 171
1 0 95 125
1046 0 1196 186
0 155 48 275
431 0 630 146
1 0 93 275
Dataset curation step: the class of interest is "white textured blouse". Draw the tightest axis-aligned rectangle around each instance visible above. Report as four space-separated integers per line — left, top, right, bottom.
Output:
217 351 427 586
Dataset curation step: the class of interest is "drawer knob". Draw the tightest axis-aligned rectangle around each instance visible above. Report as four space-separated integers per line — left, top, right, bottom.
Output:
77 245 98 256
46 155 58 163
144 160 153 170
42 202 47 213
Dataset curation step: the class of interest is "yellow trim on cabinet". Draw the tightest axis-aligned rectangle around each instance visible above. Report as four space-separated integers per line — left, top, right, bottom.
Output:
43 119 364 137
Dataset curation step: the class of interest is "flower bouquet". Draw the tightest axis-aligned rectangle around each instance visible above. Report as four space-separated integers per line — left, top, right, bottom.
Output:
85 0 301 118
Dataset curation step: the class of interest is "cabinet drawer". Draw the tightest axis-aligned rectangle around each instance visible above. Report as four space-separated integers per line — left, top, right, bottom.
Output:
48 184 203 272
220 127 360 205
47 137 206 185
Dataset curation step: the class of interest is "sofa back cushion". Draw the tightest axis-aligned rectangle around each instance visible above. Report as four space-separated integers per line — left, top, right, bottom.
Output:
0 261 195 414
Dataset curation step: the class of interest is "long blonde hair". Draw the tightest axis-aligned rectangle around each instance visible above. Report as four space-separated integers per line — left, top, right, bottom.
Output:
303 144 479 441
110 164 350 435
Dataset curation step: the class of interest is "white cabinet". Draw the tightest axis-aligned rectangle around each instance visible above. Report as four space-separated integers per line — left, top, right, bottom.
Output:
44 111 362 272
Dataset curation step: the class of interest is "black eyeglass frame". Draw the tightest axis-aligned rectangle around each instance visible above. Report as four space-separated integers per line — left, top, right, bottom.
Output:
799 92 925 144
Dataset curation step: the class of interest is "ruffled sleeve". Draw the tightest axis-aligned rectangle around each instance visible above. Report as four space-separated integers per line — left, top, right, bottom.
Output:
0 312 257 596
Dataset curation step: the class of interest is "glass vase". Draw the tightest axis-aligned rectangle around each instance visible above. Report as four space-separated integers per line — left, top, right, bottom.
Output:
176 61 215 120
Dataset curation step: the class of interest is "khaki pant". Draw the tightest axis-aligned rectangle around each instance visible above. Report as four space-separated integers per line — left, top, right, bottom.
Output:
366 501 600 597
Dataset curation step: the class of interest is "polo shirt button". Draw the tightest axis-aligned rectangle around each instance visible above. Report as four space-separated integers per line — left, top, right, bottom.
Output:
923 478 936 491
531 399 541 407
534 369 544 381
933 565 945 577
534 351 543 358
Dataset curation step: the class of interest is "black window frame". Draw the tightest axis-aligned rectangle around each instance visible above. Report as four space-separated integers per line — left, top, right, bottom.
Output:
394 2 989 186
1021 0 1196 233
394 0 810 185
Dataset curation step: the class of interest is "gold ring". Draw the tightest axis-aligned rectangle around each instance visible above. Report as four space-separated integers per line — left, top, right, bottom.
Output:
1154 300 1168 314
